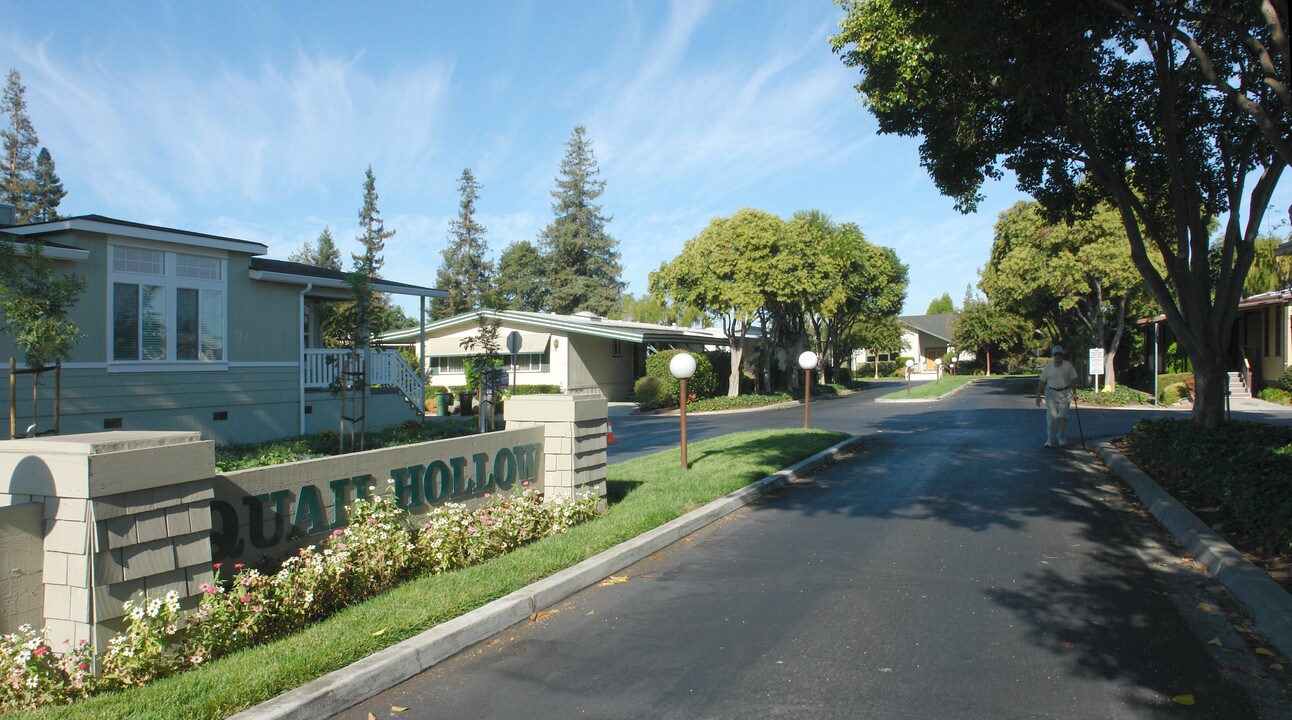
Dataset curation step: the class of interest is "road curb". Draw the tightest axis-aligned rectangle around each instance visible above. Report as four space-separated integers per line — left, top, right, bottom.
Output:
1095 441 1292 659
231 434 864 720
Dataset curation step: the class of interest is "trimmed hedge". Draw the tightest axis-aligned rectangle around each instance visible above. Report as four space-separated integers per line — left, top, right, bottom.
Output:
215 420 477 472
640 349 718 410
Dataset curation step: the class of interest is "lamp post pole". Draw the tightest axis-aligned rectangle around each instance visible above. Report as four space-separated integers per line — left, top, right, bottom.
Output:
798 351 818 429
670 353 697 470
906 359 914 397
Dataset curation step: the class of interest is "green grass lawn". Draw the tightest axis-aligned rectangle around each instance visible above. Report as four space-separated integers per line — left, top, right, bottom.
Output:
22 428 849 720
879 374 975 400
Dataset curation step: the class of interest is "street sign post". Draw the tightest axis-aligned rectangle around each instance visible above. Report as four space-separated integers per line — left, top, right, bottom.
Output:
506 331 522 392
1089 347 1105 392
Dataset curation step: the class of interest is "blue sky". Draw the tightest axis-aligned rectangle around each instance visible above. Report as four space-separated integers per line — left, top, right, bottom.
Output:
4 1 1288 319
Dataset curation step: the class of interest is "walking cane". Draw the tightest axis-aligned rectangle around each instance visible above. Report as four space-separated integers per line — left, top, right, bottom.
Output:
1072 391 1086 450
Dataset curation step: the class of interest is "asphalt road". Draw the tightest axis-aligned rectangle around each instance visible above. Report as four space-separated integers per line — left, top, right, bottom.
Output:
334 378 1286 719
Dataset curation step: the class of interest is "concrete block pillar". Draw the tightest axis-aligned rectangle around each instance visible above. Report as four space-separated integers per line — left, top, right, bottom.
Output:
504 394 607 502
0 431 215 650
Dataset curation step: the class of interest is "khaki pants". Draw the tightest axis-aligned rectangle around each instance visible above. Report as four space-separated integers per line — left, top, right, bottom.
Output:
1044 387 1072 445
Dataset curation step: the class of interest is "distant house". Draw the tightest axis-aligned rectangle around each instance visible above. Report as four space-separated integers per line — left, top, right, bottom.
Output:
381 310 723 401
0 207 444 443
851 313 968 373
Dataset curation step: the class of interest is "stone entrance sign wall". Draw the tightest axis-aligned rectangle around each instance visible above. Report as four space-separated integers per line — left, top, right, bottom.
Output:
0 394 606 653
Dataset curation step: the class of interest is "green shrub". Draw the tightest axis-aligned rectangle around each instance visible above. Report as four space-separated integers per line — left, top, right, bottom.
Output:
1074 386 1151 405
687 392 794 412
512 384 562 395
1165 342 1191 373
1258 387 1292 405
645 349 717 406
1280 366 1292 393
634 375 665 410
1160 382 1187 406
1125 419 1292 551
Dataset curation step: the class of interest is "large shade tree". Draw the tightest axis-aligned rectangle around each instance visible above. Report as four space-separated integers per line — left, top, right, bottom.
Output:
651 209 781 396
832 0 1290 427
980 201 1152 388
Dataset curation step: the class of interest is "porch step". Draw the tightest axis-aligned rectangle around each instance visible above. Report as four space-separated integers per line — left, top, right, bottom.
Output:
1228 371 1251 399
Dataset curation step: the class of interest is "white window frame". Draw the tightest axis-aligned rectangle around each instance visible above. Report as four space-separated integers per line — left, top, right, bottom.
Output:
108 244 229 371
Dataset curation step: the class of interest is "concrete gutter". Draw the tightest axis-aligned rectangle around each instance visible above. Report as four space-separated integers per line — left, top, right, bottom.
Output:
1096 442 1292 659
231 435 864 720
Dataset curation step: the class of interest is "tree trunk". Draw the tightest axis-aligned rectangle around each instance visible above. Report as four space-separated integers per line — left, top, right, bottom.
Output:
1192 356 1228 429
728 343 743 397
986 349 992 376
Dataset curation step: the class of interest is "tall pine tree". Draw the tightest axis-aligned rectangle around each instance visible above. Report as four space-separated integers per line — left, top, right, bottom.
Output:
346 165 396 349
539 125 624 316
30 148 65 222
289 226 342 270
494 240 549 311
1 70 40 222
432 168 494 317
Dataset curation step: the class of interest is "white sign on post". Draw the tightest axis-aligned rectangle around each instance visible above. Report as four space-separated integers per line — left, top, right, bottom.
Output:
1089 348 1105 375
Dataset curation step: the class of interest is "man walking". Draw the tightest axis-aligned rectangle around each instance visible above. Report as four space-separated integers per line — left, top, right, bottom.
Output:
1035 345 1079 448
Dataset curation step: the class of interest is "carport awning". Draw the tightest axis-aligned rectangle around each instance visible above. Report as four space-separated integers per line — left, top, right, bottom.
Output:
420 331 551 357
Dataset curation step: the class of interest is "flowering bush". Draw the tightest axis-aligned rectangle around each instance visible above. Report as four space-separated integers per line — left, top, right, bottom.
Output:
99 591 185 688
1 484 599 712
0 626 95 711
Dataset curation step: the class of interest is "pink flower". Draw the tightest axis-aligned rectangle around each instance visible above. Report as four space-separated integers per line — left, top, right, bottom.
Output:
77 662 87 671
213 562 223 569
33 646 49 656
484 492 491 498
240 595 251 603
199 583 217 595
252 605 263 613
522 481 530 487
332 529 345 537
234 563 245 570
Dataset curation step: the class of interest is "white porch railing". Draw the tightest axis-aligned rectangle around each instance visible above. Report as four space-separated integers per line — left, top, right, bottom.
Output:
303 348 425 412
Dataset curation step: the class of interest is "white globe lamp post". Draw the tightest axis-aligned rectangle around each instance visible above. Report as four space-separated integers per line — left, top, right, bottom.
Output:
798 351 818 429
669 353 697 470
906 358 915 397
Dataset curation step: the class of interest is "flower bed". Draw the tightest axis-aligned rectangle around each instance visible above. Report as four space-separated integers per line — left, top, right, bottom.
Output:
0 484 598 713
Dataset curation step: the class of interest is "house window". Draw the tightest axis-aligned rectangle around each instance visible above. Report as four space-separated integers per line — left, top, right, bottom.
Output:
513 352 549 372
612 339 623 357
426 356 466 375
110 246 227 364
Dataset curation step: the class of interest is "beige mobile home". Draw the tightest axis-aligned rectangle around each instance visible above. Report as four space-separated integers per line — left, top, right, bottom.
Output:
382 309 723 401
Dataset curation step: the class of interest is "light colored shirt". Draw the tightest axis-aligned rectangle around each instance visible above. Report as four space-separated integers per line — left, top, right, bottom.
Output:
1039 360 1079 392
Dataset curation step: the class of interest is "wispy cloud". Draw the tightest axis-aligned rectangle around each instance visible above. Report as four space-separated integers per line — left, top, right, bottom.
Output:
8 33 453 222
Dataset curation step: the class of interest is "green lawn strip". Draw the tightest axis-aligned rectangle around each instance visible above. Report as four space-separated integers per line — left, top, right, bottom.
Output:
23 428 848 720
878 374 974 400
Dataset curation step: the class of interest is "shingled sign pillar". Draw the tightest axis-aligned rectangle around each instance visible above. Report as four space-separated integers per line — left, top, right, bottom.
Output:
0 431 215 650
504 394 608 504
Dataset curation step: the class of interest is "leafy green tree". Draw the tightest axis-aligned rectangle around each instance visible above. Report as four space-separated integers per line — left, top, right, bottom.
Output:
433 168 494 317
31 148 65 222
1 70 40 222
788 210 908 382
952 288 1027 376
539 125 624 316
1245 233 1292 295
0 239 85 368
289 226 342 270
832 0 1289 427
652 209 784 396
610 293 707 327
925 293 956 315
851 315 905 378
979 201 1151 388
493 240 549 311
0 237 86 433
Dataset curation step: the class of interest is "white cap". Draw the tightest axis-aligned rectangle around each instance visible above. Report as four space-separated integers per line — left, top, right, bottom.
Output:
1051 345 1065 355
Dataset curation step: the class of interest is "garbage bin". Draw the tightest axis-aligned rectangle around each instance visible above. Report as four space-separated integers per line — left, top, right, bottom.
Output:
458 391 475 416
435 391 451 417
